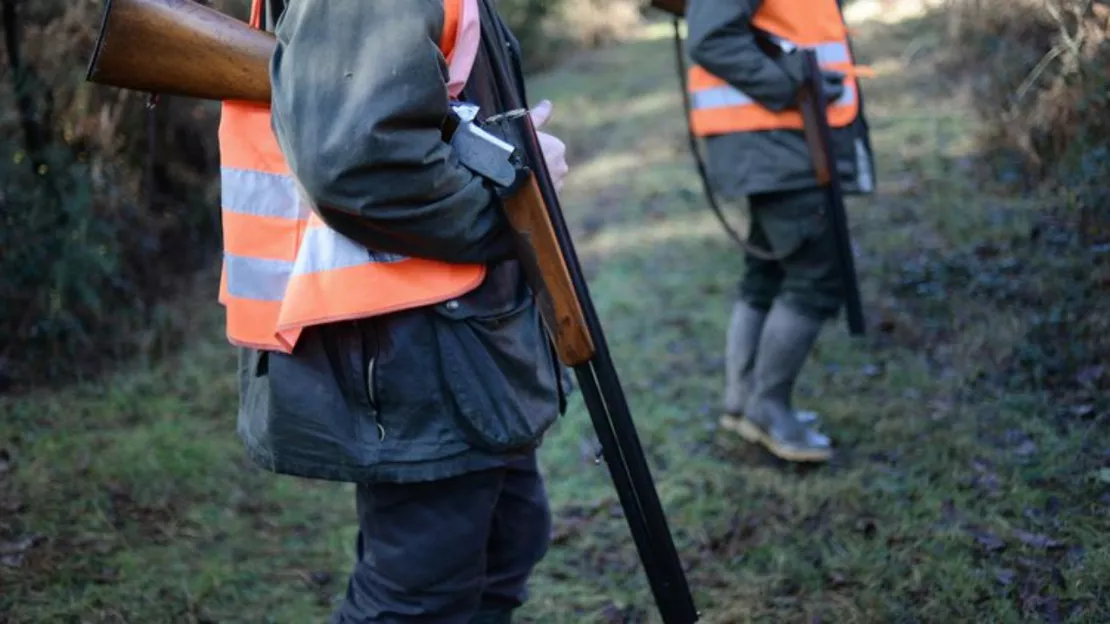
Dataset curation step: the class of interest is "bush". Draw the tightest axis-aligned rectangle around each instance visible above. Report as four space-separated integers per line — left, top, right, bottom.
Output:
941 0 1110 245
0 0 250 389
941 0 1110 397
941 1 1110 194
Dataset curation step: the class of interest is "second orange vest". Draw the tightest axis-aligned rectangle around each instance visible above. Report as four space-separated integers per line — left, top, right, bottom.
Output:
688 0 860 137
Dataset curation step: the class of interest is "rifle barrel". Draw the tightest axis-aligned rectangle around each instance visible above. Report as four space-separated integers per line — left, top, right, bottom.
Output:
519 116 700 623
476 1 699 620
802 50 866 335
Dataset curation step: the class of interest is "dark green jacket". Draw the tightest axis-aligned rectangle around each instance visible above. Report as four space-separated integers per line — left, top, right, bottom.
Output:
685 0 878 199
236 0 566 484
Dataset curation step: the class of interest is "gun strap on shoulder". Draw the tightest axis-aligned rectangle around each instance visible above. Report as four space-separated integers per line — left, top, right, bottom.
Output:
669 18 790 262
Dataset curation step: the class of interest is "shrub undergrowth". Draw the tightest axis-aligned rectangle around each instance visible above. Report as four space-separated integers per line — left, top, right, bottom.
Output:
0 0 243 389
941 0 1110 238
0 0 643 391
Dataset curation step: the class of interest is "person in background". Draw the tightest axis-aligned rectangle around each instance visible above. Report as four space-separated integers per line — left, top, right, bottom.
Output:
685 0 877 463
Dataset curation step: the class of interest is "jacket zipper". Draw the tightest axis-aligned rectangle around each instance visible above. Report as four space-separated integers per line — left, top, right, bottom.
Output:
367 356 386 441
364 313 390 444
366 356 377 409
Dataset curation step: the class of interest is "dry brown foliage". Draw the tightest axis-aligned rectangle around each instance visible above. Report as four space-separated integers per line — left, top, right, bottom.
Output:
941 0 1110 178
0 0 246 388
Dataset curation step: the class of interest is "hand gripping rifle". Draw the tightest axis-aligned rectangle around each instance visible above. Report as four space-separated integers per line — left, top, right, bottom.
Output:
648 0 866 336
84 0 700 620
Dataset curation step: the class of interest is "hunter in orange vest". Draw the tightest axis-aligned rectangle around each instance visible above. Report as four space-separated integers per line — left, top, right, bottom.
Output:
686 0 877 464
222 0 569 621
218 0 486 353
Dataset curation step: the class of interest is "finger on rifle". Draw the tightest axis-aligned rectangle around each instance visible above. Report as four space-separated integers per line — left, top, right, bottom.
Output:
529 99 554 128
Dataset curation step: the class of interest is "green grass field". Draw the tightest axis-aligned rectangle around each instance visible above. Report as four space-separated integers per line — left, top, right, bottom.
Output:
3 7 1109 623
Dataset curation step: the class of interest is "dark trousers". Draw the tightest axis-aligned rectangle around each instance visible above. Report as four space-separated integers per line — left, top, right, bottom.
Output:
740 187 845 320
331 452 551 623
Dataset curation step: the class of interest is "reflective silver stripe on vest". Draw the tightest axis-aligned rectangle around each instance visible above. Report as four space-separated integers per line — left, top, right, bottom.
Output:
224 253 294 301
222 168 409 303
692 81 857 111
691 41 853 111
812 41 850 65
221 167 308 220
291 224 406 276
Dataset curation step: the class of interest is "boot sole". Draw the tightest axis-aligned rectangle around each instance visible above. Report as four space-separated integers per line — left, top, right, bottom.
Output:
719 414 832 463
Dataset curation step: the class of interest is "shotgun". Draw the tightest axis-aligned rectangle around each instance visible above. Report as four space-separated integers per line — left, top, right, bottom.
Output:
470 0 699 621
649 0 867 336
86 0 273 102
85 0 701 621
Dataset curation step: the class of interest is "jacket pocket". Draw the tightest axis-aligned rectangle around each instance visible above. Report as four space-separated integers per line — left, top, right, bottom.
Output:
431 261 561 453
370 309 470 463
261 325 365 463
754 188 830 256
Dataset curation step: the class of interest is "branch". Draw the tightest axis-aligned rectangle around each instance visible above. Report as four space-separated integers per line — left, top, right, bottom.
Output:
1 0 49 170
1012 43 1066 106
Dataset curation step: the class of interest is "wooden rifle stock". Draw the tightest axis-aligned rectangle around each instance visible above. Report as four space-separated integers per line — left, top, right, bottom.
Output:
495 136 596 366
796 80 832 186
86 0 274 102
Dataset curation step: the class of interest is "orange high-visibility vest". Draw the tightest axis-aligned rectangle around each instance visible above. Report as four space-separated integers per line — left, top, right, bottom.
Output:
217 0 486 353
688 0 860 137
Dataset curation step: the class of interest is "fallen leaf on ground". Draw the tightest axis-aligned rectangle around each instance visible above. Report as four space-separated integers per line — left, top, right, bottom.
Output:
1013 529 1064 550
0 533 44 568
971 530 1006 552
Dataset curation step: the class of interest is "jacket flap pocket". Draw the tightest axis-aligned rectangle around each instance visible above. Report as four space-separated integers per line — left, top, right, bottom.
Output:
433 258 530 322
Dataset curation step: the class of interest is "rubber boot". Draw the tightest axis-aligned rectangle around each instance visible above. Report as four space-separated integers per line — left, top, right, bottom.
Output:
719 301 820 437
737 301 832 462
718 301 766 433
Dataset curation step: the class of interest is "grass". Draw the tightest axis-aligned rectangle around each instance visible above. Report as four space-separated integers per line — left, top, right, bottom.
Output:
3 7 1110 624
